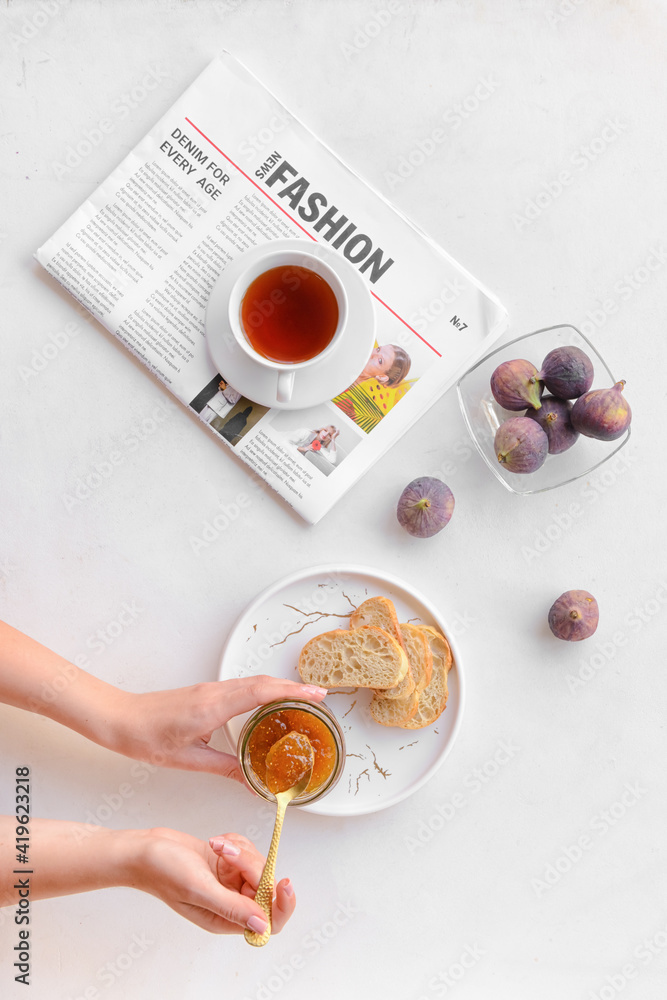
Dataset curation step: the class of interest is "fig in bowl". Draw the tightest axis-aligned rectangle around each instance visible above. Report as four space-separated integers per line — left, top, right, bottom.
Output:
571 380 632 441
537 346 594 399
525 395 579 455
490 359 543 411
494 417 548 474
397 477 454 538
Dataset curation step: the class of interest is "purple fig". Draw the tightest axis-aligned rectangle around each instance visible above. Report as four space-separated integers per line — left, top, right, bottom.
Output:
537 346 594 399
494 417 548 474
571 380 631 441
490 359 543 411
525 395 579 455
397 477 454 538
548 590 599 641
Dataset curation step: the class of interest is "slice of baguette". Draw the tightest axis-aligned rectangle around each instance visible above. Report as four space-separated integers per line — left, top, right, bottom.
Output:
369 623 432 727
398 623 433 696
350 597 414 701
298 626 409 690
400 626 452 729
370 688 419 727
419 625 453 673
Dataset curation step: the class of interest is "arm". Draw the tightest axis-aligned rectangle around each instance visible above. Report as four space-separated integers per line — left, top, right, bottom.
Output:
0 817 293 935
0 621 327 781
0 621 126 750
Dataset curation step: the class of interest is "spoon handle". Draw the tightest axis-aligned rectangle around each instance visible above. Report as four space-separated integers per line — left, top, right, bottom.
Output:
244 796 288 947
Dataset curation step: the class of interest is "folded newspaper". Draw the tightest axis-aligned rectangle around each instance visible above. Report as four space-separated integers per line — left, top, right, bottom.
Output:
36 53 508 524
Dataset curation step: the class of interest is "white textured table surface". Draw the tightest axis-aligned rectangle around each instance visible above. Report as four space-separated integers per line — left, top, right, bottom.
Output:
2 2 666 998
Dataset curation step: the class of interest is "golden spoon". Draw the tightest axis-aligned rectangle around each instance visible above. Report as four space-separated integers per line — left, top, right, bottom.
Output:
244 732 315 948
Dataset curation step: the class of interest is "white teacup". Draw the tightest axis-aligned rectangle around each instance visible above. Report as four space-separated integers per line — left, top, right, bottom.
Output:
227 246 348 404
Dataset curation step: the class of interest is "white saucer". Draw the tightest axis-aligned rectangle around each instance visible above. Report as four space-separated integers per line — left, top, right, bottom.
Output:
204 239 376 410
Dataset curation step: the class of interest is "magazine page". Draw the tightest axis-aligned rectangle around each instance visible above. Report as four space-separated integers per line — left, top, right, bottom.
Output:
35 53 508 523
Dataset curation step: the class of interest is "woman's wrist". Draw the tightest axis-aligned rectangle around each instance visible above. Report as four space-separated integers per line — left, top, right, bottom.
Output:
6 820 143 902
42 668 133 753
83 826 143 894
108 827 152 891
0 621 132 753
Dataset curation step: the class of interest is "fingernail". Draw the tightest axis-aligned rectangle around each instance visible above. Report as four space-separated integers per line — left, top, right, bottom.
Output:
247 915 269 934
282 879 294 898
302 684 327 697
208 836 224 851
221 842 241 857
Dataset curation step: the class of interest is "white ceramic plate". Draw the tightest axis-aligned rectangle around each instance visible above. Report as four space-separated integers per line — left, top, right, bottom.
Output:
205 239 376 410
219 564 465 816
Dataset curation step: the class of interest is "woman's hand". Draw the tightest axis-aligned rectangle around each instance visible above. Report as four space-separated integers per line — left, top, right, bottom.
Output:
0 621 326 782
129 828 295 935
104 675 327 782
1 817 294 937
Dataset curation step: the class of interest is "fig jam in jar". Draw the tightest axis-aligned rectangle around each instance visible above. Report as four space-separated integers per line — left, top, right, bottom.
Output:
238 700 345 805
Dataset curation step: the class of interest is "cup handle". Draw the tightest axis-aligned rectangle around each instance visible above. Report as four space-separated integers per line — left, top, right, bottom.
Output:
277 370 295 404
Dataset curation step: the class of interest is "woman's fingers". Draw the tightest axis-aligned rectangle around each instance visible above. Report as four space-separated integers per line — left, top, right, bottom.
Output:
209 834 266 889
176 745 244 781
143 829 276 936
146 677 327 779
271 878 296 933
186 878 270 936
211 676 327 724
208 835 295 933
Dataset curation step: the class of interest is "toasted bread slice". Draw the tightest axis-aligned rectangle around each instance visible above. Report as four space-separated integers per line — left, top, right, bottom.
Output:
419 625 453 672
298 626 409 690
400 626 451 729
370 688 419 727
350 597 414 700
369 623 432 727
398 623 433 696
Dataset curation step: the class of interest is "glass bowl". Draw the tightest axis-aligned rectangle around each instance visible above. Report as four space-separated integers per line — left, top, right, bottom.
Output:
237 699 345 806
456 325 631 495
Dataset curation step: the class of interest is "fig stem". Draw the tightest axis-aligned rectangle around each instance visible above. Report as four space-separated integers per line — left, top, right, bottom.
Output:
413 498 431 510
569 610 581 620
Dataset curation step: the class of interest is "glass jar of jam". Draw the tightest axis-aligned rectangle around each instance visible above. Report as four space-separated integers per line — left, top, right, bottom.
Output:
237 699 345 805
